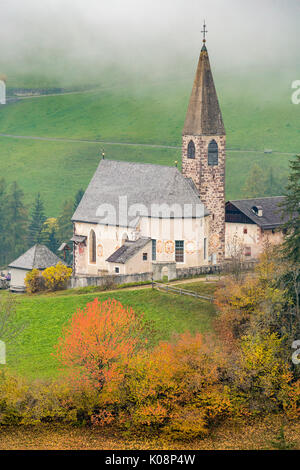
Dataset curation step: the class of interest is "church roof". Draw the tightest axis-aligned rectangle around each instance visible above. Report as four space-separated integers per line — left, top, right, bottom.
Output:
183 45 225 136
72 160 209 226
106 237 151 264
226 197 287 229
9 244 67 270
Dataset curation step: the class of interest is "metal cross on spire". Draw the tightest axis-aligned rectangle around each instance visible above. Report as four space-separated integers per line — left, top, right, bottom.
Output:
201 21 208 43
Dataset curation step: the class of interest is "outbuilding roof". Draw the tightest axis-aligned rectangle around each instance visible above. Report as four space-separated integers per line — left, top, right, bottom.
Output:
226 197 287 229
106 237 151 264
72 160 208 226
9 244 67 270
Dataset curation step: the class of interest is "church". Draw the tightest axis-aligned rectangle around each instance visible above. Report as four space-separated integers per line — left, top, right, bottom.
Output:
71 30 285 280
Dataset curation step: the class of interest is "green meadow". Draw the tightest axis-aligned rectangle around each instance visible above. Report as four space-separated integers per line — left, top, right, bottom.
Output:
3 286 216 379
0 71 298 216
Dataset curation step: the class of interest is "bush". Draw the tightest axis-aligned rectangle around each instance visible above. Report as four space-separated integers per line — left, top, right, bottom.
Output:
42 262 72 291
113 332 231 439
24 269 45 293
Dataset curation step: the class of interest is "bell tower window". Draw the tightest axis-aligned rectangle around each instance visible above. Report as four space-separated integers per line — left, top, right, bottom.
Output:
208 140 218 166
187 140 195 159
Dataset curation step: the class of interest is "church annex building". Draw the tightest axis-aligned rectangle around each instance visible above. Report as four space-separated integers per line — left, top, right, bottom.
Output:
71 35 286 281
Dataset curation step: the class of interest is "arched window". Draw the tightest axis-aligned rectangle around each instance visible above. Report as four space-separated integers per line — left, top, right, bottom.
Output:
208 140 218 166
187 140 195 159
89 229 96 263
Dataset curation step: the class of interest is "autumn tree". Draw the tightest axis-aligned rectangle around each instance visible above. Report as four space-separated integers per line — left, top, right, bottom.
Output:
55 298 149 391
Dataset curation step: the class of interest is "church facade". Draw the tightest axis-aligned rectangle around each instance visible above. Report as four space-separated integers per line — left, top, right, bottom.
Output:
71 37 227 278
71 36 289 279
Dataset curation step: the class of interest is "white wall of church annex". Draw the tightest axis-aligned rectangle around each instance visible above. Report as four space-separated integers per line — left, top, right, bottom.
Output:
73 214 210 277
225 222 284 259
0 80 6 105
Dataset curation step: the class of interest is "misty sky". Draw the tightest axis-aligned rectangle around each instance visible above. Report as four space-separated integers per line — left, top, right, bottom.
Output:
0 0 299 84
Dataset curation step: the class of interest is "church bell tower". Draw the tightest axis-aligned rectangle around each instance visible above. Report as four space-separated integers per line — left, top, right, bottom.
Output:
182 23 226 262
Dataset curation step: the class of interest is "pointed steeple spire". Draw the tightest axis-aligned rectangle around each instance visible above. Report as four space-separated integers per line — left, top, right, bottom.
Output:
182 23 225 136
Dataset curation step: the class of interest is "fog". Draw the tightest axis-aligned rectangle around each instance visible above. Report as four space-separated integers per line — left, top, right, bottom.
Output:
0 0 299 86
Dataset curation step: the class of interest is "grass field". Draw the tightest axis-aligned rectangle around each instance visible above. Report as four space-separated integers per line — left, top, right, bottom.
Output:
4 285 215 379
0 136 292 216
0 71 298 216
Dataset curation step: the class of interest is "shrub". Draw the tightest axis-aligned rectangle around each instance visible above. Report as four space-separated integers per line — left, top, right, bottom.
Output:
225 333 293 415
24 269 45 293
42 262 72 291
115 332 231 439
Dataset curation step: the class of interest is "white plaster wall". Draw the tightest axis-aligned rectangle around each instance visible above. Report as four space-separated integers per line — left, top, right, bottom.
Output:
0 80 6 105
10 268 27 288
225 222 284 259
73 215 210 276
139 216 209 267
108 241 152 275
73 222 138 276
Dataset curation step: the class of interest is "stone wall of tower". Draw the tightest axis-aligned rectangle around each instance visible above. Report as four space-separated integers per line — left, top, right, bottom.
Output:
182 134 226 262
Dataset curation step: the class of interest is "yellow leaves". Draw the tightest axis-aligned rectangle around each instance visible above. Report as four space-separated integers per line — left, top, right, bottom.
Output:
24 269 42 293
42 262 72 291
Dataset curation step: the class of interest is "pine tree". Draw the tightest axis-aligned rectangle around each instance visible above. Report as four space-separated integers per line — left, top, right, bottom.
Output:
48 227 59 253
6 181 28 263
281 155 300 263
265 168 288 197
28 193 46 246
242 163 266 198
0 179 8 266
74 188 84 212
57 199 74 244
41 218 59 253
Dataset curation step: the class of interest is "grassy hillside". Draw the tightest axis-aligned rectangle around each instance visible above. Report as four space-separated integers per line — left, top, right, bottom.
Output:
0 136 291 216
1 78 299 151
4 287 215 379
0 71 298 216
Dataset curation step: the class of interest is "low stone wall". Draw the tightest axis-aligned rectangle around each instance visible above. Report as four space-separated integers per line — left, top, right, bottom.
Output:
69 260 257 289
176 265 221 279
69 272 153 289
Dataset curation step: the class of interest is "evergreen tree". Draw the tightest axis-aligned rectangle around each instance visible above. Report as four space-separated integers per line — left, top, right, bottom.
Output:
6 182 28 263
242 163 266 198
57 199 74 244
41 218 59 253
265 168 288 197
0 179 8 266
74 188 84 212
28 193 46 246
48 227 59 253
281 155 300 263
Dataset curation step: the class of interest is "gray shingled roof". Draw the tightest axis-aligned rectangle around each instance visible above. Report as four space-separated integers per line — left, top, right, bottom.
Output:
183 45 225 136
72 160 209 226
226 197 287 229
9 244 67 270
106 237 151 264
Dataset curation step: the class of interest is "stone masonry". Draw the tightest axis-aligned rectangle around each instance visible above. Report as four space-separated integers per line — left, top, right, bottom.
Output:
182 134 226 262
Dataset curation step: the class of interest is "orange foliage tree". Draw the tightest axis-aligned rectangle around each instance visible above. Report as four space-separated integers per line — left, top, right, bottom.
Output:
55 298 148 391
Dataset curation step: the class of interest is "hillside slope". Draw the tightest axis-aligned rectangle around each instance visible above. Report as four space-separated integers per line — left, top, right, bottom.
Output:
0 73 298 215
